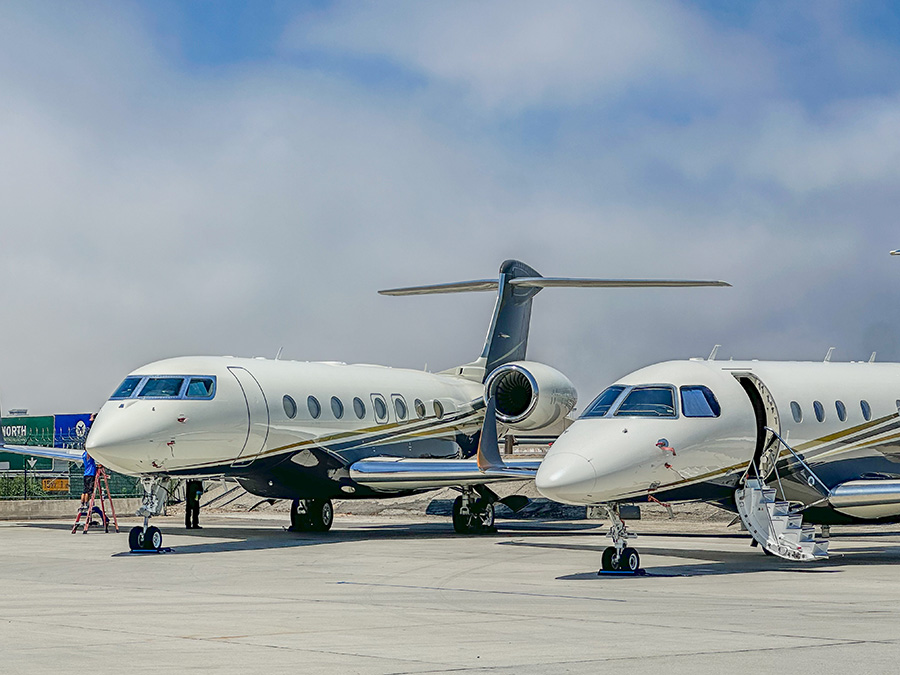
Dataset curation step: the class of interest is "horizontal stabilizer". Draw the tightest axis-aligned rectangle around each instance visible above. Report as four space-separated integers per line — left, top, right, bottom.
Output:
510 277 731 288
379 280 498 296
379 277 730 295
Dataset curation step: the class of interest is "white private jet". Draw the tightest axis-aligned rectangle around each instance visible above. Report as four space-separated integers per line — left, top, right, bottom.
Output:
0 260 727 551
530 252 900 573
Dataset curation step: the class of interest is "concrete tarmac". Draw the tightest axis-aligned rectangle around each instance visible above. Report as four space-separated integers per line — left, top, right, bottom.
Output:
3 513 900 674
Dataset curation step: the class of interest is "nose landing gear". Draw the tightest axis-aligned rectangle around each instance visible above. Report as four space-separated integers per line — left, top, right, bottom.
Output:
598 504 643 575
128 477 168 552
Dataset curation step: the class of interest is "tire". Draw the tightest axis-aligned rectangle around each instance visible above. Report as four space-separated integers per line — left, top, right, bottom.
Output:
309 499 334 532
620 547 640 572
452 496 470 534
600 546 617 571
145 526 162 550
290 499 310 532
474 499 495 533
128 526 142 551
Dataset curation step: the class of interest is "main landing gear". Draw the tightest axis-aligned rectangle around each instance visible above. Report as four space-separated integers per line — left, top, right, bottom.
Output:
290 498 334 532
599 504 642 574
129 477 167 552
452 488 496 534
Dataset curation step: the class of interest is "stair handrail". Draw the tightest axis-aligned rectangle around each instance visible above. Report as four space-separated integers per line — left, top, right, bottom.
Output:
763 426 832 497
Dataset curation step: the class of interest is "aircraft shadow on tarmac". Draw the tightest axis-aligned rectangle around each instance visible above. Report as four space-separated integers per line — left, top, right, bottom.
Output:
493 538 900 579
19 518 606 557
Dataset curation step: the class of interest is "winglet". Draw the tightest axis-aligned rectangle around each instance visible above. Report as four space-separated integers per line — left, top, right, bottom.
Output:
476 397 504 472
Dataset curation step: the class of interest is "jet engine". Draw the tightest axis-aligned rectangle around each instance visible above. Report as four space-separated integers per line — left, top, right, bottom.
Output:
484 361 577 432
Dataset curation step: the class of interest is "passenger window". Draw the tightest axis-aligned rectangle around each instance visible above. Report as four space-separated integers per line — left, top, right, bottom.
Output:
835 400 847 422
331 396 344 419
680 386 721 418
138 377 184 398
790 401 802 423
615 386 676 418
861 400 872 421
813 401 825 423
414 399 426 419
111 377 142 399
283 395 297 419
393 396 408 420
581 386 626 418
433 400 445 419
185 378 215 398
353 397 366 419
308 396 321 419
372 395 388 422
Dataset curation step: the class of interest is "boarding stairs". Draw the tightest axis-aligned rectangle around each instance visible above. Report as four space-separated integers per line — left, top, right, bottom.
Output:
734 427 829 561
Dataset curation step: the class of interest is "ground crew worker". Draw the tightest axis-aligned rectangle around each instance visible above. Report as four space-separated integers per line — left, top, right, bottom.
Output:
80 450 97 515
185 480 203 529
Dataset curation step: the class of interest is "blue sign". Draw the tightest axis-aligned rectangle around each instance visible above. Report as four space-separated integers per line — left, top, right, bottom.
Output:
54 414 93 449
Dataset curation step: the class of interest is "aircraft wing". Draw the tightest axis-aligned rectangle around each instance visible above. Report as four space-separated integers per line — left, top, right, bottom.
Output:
349 397 542 491
0 442 84 464
348 457 540 491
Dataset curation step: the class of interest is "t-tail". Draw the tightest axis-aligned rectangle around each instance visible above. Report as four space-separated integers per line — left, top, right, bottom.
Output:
379 259 730 381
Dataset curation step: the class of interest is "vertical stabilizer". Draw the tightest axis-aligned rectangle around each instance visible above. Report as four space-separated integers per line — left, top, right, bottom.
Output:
480 260 543 377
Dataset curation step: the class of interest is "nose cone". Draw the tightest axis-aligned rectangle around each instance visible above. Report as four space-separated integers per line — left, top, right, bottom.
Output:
535 452 598 505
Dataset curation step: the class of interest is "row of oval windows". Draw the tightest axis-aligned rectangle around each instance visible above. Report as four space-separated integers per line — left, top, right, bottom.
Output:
283 394 446 422
789 399 900 424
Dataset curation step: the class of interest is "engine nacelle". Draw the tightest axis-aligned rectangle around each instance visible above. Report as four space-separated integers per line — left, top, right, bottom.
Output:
484 361 577 432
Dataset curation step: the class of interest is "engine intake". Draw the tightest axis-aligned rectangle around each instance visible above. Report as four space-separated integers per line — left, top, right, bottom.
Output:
484 361 577 432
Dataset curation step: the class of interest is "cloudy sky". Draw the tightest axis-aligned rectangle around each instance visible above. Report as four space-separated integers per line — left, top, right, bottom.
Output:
2 1 900 415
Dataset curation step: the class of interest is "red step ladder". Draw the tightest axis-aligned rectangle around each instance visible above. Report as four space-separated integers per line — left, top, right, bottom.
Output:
71 466 120 535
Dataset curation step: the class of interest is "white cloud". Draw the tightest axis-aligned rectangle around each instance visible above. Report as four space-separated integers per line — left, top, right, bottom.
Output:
284 0 774 111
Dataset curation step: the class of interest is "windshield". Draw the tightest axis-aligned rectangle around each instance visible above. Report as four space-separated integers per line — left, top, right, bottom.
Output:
138 377 185 398
615 386 676 417
581 386 626 418
109 375 218 400
111 377 142 399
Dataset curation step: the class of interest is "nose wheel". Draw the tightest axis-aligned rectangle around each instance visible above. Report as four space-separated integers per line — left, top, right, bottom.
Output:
598 505 644 575
128 477 167 552
600 545 640 572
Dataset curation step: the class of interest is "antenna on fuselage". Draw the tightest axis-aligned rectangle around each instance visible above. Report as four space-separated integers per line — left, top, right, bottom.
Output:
707 345 721 361
275 346 284 360
869 352 877 363
823 347 835 362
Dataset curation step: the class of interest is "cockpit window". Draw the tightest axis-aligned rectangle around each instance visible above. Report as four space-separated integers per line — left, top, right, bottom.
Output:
185 378 215 399
680 386 721 418
615 386 676 417
138 377 185 398
111 377 142 399
581 386 626 418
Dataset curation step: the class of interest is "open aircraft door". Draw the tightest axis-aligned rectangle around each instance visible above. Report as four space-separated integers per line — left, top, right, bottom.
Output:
229 366 270 467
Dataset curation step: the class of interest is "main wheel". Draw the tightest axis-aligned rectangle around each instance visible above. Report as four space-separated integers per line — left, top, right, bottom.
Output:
620 547 640 572
473 499 495 533
452 496 470 533
600 546 617 571
128 526 143 551
290 499 310 532
308 499 334 532
145 526 162 550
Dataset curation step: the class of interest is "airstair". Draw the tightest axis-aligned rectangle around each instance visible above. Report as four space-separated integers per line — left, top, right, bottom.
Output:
734 427 829 561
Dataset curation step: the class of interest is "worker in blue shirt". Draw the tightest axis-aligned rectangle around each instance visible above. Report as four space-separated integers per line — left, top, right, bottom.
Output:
80 450 97 515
